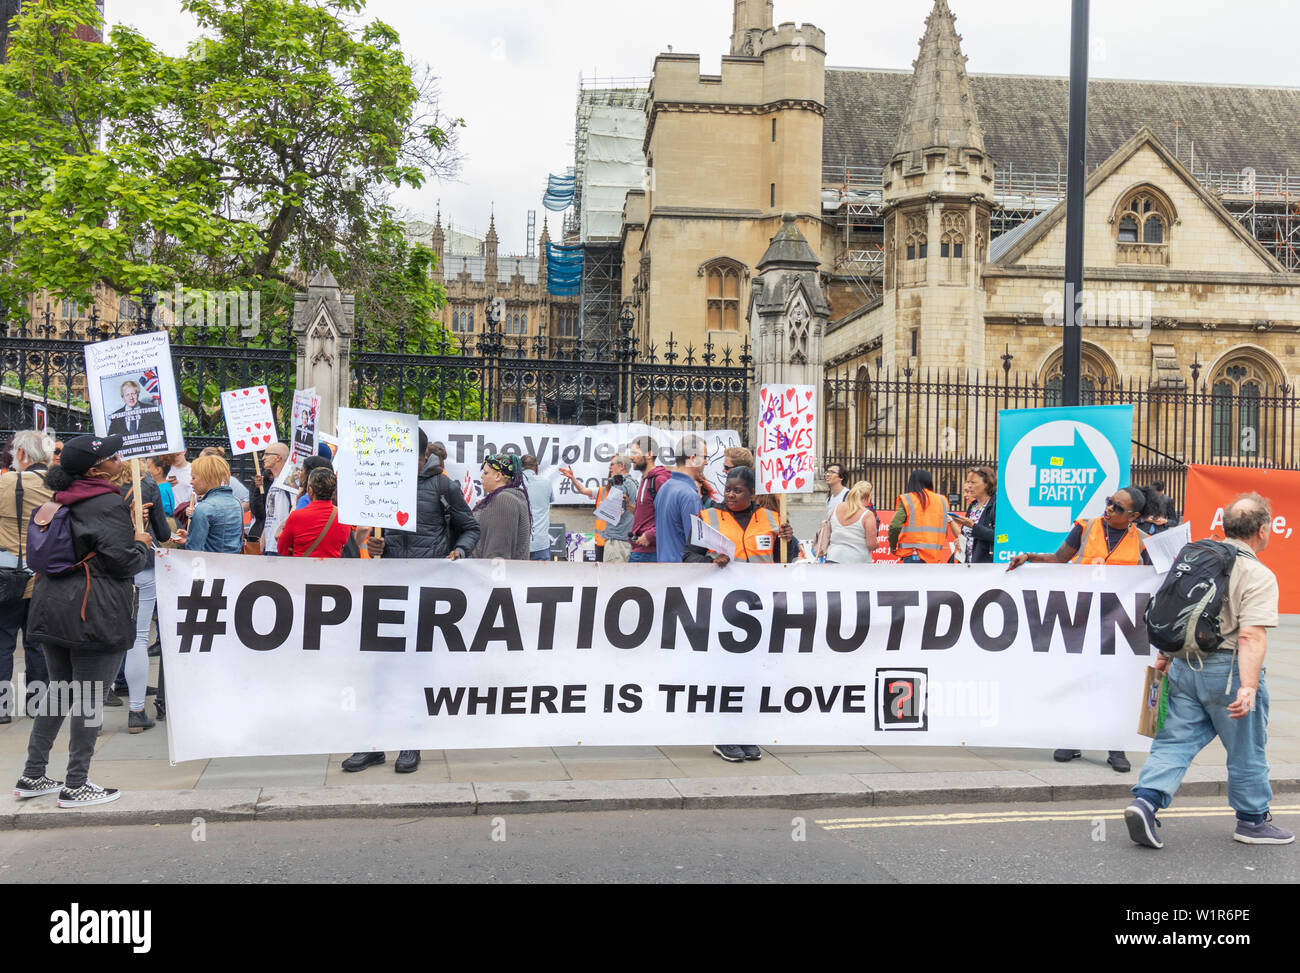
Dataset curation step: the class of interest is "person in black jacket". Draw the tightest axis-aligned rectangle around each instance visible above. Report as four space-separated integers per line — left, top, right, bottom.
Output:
346 440 479 776
950 466 997 564
16 435 151 808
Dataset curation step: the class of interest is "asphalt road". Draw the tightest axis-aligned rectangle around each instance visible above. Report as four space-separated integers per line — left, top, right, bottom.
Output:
1 797 1294 884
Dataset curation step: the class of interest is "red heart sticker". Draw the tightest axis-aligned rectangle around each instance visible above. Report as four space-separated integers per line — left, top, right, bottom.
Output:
245 426 252 433
804 390 813 401
258 387 266 395
790 416 799 426
760 388 768 402
242 389 249 396
396 511 410 527
785 388 795 401
235 439 246 450
260 398 267 405
795 477 806 488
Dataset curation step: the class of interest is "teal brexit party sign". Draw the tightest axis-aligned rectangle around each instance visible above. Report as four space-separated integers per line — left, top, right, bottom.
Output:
993 405 1133 562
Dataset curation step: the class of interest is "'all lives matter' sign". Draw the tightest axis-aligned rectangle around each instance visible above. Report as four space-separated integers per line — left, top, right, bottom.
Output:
994 405 1132 563
756 384 816 494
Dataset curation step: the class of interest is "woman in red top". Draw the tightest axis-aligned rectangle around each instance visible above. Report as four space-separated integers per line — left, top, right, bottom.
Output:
279 468 352 557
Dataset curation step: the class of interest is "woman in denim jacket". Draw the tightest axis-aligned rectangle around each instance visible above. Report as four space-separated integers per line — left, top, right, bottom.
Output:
175 454 244 553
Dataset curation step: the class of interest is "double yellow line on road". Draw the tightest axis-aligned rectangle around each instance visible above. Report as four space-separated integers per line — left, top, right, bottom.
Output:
816 805 1300 831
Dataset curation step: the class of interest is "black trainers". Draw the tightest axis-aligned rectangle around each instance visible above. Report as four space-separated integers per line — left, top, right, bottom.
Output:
1053 749 1082 762
713 745 745 762
741 745 762 761
102 691 122 708
1108 751 1132 773
128 709 156 734
57 781 120 808
394 750 421 773
14 775 64 798
341 751 385 772
1124 797 1163 849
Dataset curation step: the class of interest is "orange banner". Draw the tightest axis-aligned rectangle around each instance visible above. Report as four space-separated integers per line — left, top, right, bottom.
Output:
1184 465 1300 613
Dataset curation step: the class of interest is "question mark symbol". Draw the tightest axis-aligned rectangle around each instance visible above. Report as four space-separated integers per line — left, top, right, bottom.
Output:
889 680 914 718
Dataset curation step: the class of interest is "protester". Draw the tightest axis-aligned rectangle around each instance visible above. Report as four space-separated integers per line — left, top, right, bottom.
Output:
278 468 353 557
348 441 479 775
472 453 530 560
1007 484 1150 773
253 442 293 555
0 431 53 723
825 480 877 565
50 441 63 467
825 463 849 516
950 466 997 564
627 436 672 563
521 454 557 561
889 469 956 563
560 456 638 562
1136 482 1170 535
1125 493 1292 847
175 454 244 553
723 446 755 474
16 434 152 807
653 434 709 564
146 455 176 517
113 455 171 733
164 451 193 526
685 465 796 762
200 446 250 511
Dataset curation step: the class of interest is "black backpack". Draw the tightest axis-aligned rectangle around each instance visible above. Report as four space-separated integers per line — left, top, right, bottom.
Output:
1144 539 1242 655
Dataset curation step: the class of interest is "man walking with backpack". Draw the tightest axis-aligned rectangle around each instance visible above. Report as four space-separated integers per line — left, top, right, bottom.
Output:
344 431 479 775
1124 492 1291 848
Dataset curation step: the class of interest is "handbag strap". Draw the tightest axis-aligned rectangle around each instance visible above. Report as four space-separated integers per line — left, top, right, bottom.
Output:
14 469 24 565
302 507 338 556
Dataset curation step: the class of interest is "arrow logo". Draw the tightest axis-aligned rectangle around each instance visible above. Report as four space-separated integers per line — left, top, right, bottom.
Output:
1029 429 1105 521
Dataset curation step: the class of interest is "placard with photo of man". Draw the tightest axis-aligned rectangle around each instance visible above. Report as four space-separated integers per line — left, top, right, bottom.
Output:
85 330 185 460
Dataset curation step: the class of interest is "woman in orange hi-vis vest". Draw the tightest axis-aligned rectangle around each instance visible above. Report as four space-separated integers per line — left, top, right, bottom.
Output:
888 469 956 563
1005 484 1152 776
684 466 798 765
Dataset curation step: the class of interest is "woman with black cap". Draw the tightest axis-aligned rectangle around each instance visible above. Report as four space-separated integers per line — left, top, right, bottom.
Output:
15 434 151 808
472 453 531 560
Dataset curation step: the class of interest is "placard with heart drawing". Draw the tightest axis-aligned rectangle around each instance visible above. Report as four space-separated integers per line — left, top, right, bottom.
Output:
334 407 419 531
756 384 816 494
221 385 278 455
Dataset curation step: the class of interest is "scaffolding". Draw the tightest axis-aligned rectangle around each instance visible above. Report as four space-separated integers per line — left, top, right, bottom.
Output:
578 242 621 358
823 158 1300 303
570 75 649 244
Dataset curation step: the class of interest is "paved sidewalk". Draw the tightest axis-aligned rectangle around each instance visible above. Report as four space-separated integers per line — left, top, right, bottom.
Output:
3 618 1297 828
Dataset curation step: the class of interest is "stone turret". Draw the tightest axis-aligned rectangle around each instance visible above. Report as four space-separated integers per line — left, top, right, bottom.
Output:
484 211 499 282
430 208 445 267
730 0 773 56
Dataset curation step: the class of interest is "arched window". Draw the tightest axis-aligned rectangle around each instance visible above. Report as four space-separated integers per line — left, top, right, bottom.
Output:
1115 189 1172 264
504 308 527 335
940 211 967 282
902 213 927 284
1040 345 1119 407
555 306 578 337
1210 359 1273 458
450 305 474 332
702 258 745 332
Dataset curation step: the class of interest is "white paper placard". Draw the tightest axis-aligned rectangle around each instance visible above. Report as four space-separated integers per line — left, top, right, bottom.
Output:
690 515 736 558
220 385 278 456
1143 521 1193 575
595 488 627 523
335 408 419 531
84 331 185 460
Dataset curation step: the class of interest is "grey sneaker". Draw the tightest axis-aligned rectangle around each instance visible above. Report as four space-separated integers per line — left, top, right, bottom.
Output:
1124 797 1163 849
14 775 64 799
57 781 120 808
713 745 746 762
741 745 762 761
1233 815 1294 845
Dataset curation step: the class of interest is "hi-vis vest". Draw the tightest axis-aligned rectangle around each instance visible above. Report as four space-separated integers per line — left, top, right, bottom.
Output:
1070 517 1145 565
593 485 611 547
895 489 952 563
701 506 782 563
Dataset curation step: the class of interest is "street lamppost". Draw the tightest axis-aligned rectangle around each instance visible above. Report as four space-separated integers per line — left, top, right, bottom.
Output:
1060 0 1090 408
617 301 637 423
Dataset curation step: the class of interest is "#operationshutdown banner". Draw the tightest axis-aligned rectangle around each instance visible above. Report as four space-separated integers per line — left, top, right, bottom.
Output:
156 555 1163 762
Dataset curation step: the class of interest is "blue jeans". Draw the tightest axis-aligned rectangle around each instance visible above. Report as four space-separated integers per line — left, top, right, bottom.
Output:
0 595 50 716
529 550 551 562
1133 653 1272 820
628 552 656 563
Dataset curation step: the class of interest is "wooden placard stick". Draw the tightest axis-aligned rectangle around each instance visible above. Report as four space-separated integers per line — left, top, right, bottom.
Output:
251 450 264 494
778 493 788 564
130 458 145 533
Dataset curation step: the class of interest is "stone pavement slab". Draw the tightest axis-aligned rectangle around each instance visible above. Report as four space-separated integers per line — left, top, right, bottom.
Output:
258 783 475 820
475 778 681 814
12 788 259 830
856 770 1053 806
673 773 871 809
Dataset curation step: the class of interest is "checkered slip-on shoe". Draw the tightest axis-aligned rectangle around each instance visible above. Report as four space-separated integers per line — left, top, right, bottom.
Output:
57 782 121 808
14 775 64 799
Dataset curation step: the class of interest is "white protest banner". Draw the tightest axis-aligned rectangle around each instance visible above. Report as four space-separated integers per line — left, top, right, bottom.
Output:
84 330 184 459
335 408 418 531
756 384 816 494
156 555 1162 761
220 385 278 456
420 420 740 507
289 388 320 464
690 515 736 558
1143 521 1193 575
594 489 627 523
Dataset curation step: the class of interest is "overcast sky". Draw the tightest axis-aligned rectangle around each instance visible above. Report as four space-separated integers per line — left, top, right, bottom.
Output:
106 0 1300 255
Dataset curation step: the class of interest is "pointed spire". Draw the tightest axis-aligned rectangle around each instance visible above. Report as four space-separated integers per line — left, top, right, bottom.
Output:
891 0 986 171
